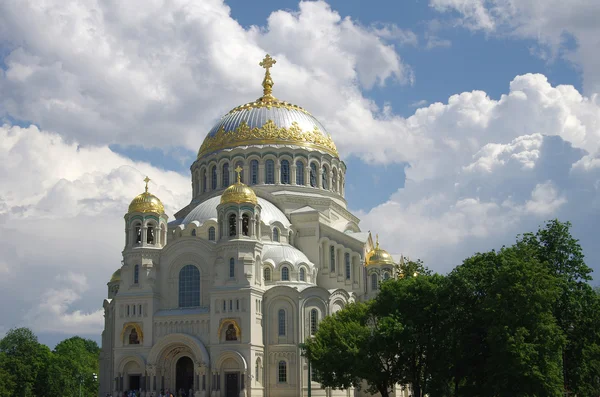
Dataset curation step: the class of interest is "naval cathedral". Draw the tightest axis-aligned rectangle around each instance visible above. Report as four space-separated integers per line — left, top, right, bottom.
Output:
99 55 406 397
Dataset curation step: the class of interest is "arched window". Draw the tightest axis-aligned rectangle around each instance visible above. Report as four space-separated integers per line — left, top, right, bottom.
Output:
235 161 244 183
310 163 317 187
242 214 250 236
371 273 378 291
191 229 196 237
330 246 335 272
222 163 230 187
134 224 142 244
345 253 351 280
211 165 217 190
202 169 207 192
310 309 318 335
332 171 338 192
147 225 155 244
134 264 139 284
132 305 136 315
229 258 235 279
208 227 216 241
250 160 259 185
127 305 130 316
278 361 287 383
264 267 271 281
265 159 275 184
280 160 290 184
229 213 237 236
273 228 279 242
322 166 328 189
179 265 200 307
281 266 289 281
296 161 305 185
278 309 286 335
299 268 305 281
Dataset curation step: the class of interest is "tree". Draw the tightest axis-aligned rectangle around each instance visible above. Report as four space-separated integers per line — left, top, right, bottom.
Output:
0 351 16 397
0 328 51 397
446 246 565 397
372 273 449 397
517 219 600 395
46 336 100 397
304 302 404 397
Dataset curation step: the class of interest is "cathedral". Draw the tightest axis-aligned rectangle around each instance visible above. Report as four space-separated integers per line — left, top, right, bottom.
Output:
99 55 405 397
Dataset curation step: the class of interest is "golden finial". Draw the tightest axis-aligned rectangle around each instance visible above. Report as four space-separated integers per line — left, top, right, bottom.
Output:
143 176 151 193
375 234 380 249
259 54 277 100
234 166 243 183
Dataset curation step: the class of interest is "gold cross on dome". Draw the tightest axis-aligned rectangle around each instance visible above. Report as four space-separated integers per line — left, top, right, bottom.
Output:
259 54 276 70
375 234 380 248
144 176 151 193
234 166 243 183
259 54 276 98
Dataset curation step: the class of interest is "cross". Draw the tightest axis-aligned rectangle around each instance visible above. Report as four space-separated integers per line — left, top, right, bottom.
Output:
375 233 379 247
234 166 243 183
259 54 276 98
144 176 151 193
259 54 276 71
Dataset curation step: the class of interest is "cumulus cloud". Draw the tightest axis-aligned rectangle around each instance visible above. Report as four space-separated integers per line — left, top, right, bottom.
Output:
0 124 189 336
0 0 411 156
429 0 600 94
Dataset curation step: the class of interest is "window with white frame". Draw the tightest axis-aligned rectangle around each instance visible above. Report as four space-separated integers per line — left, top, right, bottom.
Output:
371 273 378 291
280 160 290 184
299 268 305 281
281 266 289 281
345 253 351 280
296 161 304 185
330 246 335 272
278 309 286 335
134 264 139 284
265 160 275 184
278 361 287 383
208 226 216 241
229 258 235 279
310 308 318 335
264 267 271 281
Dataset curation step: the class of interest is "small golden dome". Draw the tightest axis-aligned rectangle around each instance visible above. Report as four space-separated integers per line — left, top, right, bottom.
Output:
110 269 121 283
221 166 258 205
366 235 395 266
128 176 165 214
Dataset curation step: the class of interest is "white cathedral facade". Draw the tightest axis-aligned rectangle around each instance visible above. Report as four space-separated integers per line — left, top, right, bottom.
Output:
99 55 407 397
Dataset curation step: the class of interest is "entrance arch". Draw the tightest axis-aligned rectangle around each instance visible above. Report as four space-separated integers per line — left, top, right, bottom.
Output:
176 356 194 396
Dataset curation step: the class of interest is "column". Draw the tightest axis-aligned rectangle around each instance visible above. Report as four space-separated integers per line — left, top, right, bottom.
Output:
258 162 265 184
243 164 250 184
304 166 310 187
317 167 323 189
275 161 281 184
291 164 297 185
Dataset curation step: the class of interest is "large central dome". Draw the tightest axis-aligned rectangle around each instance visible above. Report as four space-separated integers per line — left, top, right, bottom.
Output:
197 55 338 159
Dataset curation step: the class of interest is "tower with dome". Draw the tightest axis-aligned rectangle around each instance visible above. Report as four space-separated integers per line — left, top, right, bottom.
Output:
99 55 406 397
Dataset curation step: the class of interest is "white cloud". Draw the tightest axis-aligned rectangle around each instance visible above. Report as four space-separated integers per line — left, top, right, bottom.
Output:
0 0 412 156
0 124 190 336
429 0 600 94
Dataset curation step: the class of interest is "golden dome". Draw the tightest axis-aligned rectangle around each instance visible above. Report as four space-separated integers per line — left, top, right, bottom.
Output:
365 235 395 266
110 269 121 283
128 176 165 214
197 54 338 159
221 166 258 205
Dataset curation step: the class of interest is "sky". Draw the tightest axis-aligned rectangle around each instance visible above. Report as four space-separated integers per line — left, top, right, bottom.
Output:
1 0 600 348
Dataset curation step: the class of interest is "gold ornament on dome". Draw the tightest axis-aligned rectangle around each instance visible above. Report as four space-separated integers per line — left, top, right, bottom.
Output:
220 166 258 205
197 54 339 159
365 234 395 267
128 176 165 214
110 269 121 283
197 119 339 159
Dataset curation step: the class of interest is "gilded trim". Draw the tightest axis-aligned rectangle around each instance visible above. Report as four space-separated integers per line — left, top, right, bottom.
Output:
120 322 144 343
197 119 339 159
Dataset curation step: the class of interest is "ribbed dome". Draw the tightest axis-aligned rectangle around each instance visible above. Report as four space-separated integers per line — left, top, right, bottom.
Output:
220 180 258 205
197 54 338 159
128 177 165 214
365 237 395 267
109 269 121 283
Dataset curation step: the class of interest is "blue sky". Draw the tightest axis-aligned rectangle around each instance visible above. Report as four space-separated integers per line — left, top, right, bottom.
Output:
1 0 599 347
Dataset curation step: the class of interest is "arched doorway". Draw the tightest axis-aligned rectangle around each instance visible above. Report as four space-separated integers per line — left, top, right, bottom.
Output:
176 356 194 396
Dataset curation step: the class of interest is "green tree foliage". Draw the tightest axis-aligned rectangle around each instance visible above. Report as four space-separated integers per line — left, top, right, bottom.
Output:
0 328 51 397
0 330 100 397
304 302 404 397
